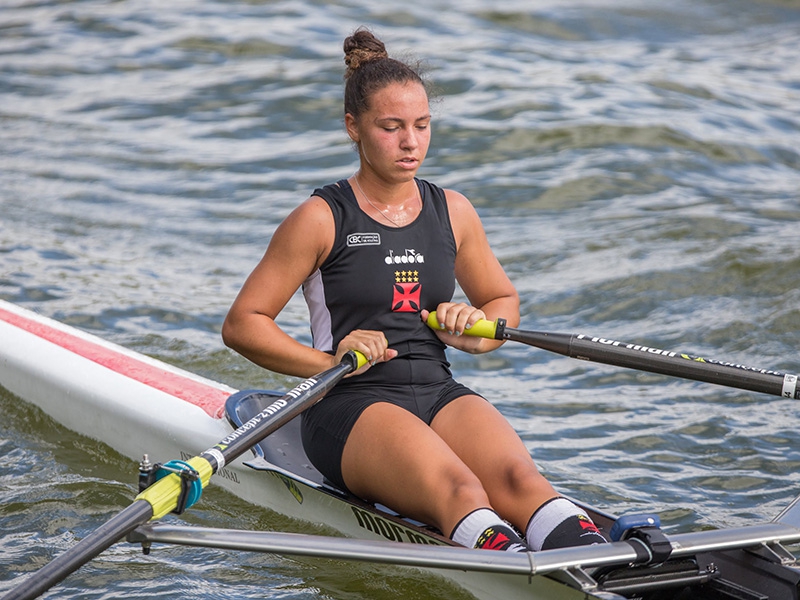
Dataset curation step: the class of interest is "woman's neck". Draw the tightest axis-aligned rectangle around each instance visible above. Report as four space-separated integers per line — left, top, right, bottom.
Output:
352 172 421 227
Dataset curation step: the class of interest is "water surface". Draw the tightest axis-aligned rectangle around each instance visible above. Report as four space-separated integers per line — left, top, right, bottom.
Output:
2 0 800 597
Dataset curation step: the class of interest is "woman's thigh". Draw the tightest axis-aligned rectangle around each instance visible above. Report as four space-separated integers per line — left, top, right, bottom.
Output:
340 401 490 536
430 395 558 530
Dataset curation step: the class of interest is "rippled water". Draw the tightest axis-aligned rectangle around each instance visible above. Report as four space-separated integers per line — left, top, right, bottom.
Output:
2 0 800 598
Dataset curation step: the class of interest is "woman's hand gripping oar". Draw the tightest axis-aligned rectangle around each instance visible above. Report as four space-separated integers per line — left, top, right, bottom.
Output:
426 311 798 400
2 350 368 600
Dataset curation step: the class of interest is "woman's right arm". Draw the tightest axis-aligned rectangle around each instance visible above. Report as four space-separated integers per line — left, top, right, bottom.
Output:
221 196 393 378
221 197 339 378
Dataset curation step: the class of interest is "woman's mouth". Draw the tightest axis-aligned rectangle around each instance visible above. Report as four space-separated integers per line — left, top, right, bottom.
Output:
398 157 418 168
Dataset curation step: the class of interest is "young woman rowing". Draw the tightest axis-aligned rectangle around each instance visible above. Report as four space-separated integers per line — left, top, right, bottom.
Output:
222 28 606 553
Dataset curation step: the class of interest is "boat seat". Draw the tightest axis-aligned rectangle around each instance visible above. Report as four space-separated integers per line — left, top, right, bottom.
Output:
224 389 341 491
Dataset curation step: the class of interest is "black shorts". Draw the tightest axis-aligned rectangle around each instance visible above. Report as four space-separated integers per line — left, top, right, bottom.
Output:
300 358 482 491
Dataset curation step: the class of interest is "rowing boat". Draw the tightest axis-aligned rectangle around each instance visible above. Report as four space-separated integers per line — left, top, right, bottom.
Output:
2 298 800 599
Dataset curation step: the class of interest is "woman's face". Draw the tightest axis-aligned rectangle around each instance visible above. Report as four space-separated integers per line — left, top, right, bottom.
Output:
345 81 431 185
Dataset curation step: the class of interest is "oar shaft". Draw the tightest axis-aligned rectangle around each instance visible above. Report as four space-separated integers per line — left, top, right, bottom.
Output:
503 325 798 400
201 353 360 472
425 312 798 400
2 501 153 600
138 351 364 521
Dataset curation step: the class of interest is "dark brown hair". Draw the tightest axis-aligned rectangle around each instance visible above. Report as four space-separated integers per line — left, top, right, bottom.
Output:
343 28 426 119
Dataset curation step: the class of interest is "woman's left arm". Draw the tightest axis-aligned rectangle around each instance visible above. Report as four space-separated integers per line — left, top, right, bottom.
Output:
425 190 520 354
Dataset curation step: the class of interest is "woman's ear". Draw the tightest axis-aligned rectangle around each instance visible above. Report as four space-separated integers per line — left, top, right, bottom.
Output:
344 113 360 144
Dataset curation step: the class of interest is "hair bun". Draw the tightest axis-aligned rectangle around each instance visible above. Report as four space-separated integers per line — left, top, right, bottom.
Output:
343 28 389 77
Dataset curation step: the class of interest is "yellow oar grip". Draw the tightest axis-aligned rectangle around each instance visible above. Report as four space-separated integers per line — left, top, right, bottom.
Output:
135 456 214 520
353 350 369 369
426 311 498 339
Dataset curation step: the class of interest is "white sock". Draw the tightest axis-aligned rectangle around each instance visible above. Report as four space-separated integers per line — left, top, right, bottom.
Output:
451 508 528 551
450 508 502 548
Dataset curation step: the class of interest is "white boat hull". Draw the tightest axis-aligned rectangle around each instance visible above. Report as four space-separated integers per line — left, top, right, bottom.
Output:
0 300 592 599
4 299 800 600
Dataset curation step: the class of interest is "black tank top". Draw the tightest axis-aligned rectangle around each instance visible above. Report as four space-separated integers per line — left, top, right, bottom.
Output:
302 178 457 383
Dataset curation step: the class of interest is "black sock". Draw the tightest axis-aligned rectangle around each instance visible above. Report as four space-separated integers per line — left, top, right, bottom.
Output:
527 497 608 551
540 513 608 550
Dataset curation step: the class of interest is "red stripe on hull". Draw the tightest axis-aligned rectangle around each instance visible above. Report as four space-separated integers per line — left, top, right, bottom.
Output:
0 307 229 418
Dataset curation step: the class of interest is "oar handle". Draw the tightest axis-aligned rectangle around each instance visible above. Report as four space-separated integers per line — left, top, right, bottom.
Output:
425 311 505 340
352 349 369 369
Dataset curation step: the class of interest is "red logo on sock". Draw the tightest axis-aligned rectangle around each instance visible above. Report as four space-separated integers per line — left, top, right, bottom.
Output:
578 516 600 533
482 531 511 551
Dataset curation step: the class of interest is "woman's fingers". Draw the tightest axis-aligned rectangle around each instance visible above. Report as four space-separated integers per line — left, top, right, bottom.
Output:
336 330 393 373
428 303 485 336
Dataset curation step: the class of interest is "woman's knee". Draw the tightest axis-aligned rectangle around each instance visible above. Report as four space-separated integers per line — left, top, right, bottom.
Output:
444 467 488 505
491 456 553 498
430 464 492 534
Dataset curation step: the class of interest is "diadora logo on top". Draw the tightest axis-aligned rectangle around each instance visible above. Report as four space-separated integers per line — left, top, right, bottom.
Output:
385 249 424 265
347 232 381 247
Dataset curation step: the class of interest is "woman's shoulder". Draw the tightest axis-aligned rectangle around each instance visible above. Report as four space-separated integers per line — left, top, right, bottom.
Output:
434 187 483 251
282 178 352 227
440 187 479 222
312 179 352 203
416 178 473 215
414 178 472 210
277 194 336 243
